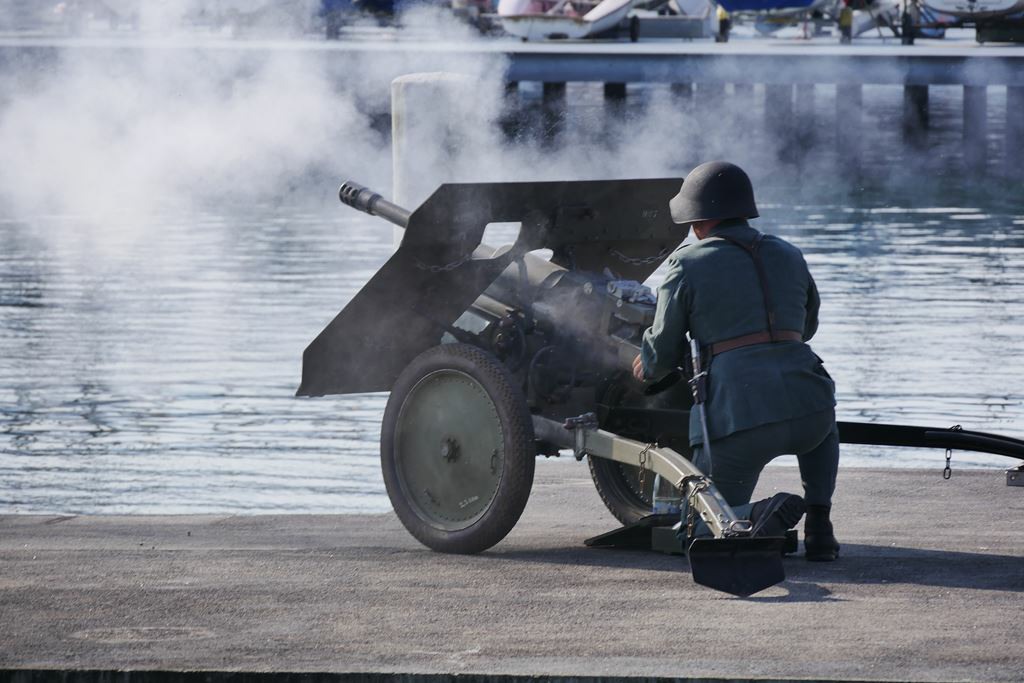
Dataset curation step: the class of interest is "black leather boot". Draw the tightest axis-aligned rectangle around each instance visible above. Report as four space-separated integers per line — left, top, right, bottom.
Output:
804 504 840 561
749 493 806 538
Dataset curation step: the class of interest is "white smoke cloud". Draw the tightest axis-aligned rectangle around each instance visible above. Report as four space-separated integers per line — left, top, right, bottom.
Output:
3 51 360 217
0 2 996 237
0 2 504 231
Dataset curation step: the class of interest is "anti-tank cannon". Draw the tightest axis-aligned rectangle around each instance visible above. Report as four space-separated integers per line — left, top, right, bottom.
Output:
299 178 1024 597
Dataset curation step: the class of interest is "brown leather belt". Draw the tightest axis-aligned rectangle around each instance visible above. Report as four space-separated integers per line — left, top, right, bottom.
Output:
710 330 803 356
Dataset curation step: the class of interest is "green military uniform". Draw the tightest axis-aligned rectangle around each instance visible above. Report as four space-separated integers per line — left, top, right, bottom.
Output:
640 218 839 508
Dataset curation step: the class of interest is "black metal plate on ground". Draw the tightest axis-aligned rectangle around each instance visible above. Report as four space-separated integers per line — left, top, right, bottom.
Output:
586 516 798 557
688 536 786 597
588 519 792 595
584 514 679 551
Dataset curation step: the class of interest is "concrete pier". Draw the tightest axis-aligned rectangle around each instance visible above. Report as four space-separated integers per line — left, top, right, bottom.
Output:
2 37 1024 171
3 38 1024 92
2 464 1022 682
3 37 1024 85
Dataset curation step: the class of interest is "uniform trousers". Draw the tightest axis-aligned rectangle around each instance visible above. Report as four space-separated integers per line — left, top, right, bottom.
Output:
691 408 839 508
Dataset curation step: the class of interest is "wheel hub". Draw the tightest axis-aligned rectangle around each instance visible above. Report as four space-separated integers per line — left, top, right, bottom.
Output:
440 437 460 463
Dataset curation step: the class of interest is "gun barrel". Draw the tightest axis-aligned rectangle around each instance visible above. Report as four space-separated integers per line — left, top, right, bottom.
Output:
338 181 412 229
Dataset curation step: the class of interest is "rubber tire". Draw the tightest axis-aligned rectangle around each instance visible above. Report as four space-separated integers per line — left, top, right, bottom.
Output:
381 343 535 554
588 456 652 526
587 378 692 525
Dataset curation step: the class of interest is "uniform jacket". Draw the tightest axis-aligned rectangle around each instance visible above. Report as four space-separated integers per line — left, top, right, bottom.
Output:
640 219 836 445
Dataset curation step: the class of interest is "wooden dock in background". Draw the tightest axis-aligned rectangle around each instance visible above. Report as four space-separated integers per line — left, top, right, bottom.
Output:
1 35 1022 175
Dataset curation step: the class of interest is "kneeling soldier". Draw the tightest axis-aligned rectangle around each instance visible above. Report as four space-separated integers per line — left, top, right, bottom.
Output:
633 161 841 561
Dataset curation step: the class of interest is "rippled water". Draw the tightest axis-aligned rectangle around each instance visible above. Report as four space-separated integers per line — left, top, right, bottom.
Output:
2 85 1023 514
0 206 394 513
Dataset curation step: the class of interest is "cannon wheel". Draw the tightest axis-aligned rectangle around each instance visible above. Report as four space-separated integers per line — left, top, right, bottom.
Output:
588 379 693 525
588 457 654 526
588 378 658 525
589 442 694 525
381 343 535 554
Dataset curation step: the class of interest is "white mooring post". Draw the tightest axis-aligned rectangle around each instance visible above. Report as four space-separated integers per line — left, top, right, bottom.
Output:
391 72 488 247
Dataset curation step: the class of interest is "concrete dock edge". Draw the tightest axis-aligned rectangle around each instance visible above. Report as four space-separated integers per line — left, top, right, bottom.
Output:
0 671 890 683
1 464 1022 682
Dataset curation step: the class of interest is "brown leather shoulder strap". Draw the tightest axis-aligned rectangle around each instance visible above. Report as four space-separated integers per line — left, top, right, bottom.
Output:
715 231 777 341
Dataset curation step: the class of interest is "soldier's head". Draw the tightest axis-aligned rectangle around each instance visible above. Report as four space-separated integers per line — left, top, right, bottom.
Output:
669 161 759 238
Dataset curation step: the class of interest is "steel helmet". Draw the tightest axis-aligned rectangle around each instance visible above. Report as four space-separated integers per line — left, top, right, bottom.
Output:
669 161 759 224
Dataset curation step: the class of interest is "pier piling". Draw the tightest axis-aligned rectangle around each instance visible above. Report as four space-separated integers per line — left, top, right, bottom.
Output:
670 82 694 100
795 83 817 151
543 81 566 101
836 84 863 175
1006 87 1024 178
700 82 728 104
603 82 627 101
603 82 627 118
903 84 929 147
962 85 987 173
730 82 757 152
765 84 795 158
542 82 567 142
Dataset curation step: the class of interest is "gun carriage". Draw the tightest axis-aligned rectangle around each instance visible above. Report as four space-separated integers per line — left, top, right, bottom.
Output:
298 178 1024 596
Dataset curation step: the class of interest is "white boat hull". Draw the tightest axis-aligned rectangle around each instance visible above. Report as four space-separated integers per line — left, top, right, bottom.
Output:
923 0 1024 19
498 0 633 39
851 0 900 36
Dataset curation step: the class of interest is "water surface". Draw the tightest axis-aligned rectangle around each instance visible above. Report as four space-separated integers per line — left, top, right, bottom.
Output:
2 83 1022 514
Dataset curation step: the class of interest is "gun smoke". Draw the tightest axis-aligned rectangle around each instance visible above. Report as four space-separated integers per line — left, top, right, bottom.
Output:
3 3 1012 232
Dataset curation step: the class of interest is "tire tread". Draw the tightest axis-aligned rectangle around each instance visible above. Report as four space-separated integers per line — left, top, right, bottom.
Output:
381 343 534 554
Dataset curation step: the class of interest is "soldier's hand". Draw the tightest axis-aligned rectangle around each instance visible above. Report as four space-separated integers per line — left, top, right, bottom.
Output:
632 354 645 381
